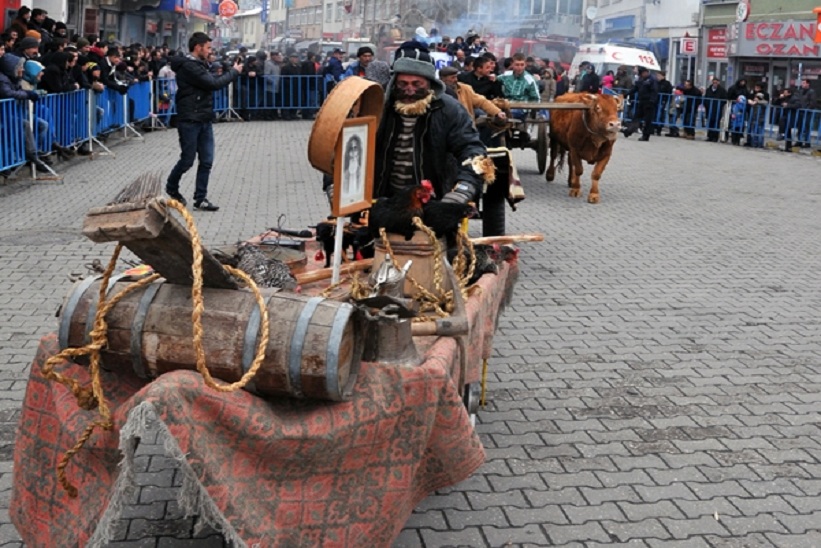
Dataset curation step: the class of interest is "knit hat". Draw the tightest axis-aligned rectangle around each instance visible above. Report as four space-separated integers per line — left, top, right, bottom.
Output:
389 44 444 97
18 36 40 50
356 46 374 57
76 37 90 49
25 29 41 39
415 26 428 38
23 59 43 84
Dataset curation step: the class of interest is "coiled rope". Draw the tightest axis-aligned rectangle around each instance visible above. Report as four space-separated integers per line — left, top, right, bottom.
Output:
41 198 270 497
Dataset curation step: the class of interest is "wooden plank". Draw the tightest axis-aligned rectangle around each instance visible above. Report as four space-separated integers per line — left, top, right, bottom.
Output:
507 101 589 110
82 200 239 289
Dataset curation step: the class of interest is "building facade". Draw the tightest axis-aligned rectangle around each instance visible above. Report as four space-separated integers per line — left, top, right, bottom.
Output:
702 0 820 103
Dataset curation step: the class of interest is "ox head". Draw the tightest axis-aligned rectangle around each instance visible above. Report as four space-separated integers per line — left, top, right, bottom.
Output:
581 93 622 140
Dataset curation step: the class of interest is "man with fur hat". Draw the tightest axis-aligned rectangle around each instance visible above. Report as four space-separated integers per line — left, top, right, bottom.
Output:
374 43 493 220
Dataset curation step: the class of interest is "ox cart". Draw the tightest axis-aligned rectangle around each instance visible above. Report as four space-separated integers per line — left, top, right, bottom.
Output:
482 101 589 174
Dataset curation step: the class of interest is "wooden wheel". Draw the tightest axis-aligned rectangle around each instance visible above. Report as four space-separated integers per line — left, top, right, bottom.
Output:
536 122 548 174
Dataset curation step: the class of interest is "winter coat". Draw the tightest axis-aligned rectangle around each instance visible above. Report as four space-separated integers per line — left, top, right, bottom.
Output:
0 54 30 101
796 87 817 110
169 53 239 123
375 91 487 201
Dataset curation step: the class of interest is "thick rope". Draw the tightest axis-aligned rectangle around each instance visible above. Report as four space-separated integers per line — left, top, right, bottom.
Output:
42 198 270 496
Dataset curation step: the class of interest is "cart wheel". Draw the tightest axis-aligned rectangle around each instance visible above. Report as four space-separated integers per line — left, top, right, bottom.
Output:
463 382 481 423
537 123 548 174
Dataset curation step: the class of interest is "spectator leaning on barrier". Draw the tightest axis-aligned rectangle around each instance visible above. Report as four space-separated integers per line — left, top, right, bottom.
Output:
40 51 78 93
654 70 673 136
0 52 51 172
14 36 39 60
795 79 816 148
165 31 242 212
280 52 301 121
680 79 702 140
703 77 727 142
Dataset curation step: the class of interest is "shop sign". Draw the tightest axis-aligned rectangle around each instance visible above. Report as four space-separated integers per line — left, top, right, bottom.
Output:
146 19 158 33
681 37 698 56
708 28 726 43
707 44 727 58
736 0 750 23
738 21 821 57
742 64 766 75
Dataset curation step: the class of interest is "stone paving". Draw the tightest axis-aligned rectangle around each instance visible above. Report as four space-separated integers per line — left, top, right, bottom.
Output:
1 120 820 547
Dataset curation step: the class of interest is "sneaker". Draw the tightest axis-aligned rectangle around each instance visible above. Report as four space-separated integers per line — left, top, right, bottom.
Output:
194 198 219 211
166 190 187 206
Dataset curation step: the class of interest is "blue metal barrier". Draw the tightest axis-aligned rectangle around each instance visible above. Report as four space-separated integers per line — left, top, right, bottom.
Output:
128 81 152 122
154 78 177 125
234 75 324 115
214 85 230 115
31 90 89 153
0 98 27 172
94 87 126 135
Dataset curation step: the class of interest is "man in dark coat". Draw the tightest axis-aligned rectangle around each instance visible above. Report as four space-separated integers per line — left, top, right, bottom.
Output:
165 32 242 211
795 79 817 147
704 77 727 142
374 44 501 233
279 52 301 120
654 70 673 135
680 79 702 140
623 66 658 141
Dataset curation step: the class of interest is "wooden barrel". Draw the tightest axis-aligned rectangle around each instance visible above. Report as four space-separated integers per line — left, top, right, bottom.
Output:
57 277 362 401
373 231 452 297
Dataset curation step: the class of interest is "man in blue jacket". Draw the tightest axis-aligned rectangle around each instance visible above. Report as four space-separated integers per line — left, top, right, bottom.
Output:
165 32 242 211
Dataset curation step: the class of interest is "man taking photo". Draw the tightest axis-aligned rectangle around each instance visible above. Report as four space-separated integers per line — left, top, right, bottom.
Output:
165 32 242 211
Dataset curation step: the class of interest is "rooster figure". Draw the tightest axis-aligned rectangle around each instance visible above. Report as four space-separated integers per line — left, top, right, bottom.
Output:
235 243 298 290
369 183 433 241
448 243 518 286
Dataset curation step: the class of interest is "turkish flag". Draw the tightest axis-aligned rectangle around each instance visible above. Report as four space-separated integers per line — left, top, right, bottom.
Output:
344 0 353 13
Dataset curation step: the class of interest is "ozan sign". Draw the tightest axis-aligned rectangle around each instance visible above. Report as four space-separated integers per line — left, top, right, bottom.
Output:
738 21 820 57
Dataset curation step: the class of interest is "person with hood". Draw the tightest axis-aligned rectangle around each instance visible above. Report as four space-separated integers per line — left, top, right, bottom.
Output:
729 94 747 145
373 43 493 228
576 61 600 93
165 32 242 211
0 52 51 172
21 57 73 160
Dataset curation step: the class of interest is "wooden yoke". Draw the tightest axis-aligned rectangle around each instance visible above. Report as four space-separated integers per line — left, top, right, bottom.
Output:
82 199 239 289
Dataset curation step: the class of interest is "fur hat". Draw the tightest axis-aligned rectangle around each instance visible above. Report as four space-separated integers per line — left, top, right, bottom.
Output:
76 37 90 49
18 36 40 50
391 44 444 96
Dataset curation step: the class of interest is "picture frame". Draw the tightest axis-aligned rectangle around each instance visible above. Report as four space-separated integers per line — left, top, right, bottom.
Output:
333 116 376 217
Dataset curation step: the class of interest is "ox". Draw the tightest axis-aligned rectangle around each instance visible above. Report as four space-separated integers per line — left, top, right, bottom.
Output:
546 93 623 204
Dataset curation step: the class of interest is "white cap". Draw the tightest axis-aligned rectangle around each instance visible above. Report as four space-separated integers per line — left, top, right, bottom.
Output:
415 26 428 38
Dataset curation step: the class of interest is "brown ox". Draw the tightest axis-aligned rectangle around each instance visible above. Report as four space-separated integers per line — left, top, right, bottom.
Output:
546 93 623 204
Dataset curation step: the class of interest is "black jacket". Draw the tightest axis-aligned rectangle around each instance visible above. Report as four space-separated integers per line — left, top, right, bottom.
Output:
457 71 503 100
169 54 239 123
631 74 658 105
578 71 600 93
374 92 487 201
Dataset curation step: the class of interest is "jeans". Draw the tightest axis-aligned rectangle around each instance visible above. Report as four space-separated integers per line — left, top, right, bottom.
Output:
166 121 215 203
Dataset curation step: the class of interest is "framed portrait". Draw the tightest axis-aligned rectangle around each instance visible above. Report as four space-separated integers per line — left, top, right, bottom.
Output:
333 116 376 217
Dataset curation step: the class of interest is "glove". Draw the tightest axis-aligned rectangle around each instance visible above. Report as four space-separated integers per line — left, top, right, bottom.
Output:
441 192 469 204
26 90 39 102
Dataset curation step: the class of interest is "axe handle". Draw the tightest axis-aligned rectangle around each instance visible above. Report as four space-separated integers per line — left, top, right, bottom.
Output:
470 233 544 245
296 259 373 285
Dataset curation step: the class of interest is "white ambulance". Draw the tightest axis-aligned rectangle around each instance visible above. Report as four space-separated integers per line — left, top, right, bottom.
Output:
569 43 661 80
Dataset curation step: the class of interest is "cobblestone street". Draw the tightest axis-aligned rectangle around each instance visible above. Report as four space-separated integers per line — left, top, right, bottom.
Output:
1 120 820 547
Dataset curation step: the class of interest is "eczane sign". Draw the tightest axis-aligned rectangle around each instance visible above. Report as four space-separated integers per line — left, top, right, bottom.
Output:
736 21 821 57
